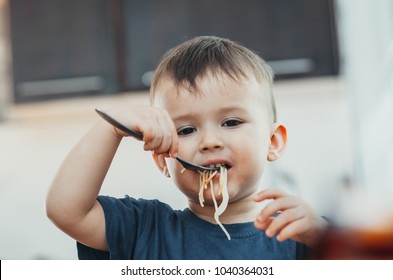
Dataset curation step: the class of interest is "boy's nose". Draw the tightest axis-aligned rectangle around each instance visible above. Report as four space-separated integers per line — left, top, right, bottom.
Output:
199 129 224 152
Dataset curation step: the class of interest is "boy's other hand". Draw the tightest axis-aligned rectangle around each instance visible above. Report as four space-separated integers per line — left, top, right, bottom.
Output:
253 188 328 248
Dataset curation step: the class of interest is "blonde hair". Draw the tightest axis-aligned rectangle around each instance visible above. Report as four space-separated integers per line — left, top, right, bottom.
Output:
150 36 277 122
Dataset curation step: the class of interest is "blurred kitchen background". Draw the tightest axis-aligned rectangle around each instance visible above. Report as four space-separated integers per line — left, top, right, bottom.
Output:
0 0 392 259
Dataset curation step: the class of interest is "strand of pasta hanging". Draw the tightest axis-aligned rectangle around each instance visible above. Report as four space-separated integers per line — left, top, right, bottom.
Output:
197 165 230 240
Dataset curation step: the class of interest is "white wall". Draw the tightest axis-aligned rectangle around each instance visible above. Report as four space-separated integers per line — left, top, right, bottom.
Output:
335 0 393 193
330 0 393 225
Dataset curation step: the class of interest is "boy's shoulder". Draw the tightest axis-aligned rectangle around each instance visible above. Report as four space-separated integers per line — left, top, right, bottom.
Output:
98 195 170 208
97 195 178 220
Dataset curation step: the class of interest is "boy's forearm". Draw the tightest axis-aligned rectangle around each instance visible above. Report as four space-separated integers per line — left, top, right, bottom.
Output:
46 120 122 226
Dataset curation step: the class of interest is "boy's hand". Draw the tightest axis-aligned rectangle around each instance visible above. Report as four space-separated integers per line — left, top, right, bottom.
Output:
253 188 328 248
107 106 179 157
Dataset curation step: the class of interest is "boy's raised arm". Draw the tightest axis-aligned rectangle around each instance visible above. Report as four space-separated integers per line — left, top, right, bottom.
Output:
46 106 178 251
46 119 121 251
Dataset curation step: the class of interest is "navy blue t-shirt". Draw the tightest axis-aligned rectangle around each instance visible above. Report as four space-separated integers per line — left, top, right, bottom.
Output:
77 196 308 259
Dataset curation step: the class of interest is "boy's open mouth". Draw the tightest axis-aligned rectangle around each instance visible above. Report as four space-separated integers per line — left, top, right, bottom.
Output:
204 163 232 172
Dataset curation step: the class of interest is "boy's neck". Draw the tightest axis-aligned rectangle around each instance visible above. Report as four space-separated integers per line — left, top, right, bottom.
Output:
188 192 264 224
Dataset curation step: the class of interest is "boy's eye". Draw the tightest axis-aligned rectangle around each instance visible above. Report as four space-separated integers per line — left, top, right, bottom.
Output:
177 126 196 136
222 119 242 127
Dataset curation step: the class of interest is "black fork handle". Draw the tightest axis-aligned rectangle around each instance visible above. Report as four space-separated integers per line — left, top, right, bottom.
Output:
95 108 143 141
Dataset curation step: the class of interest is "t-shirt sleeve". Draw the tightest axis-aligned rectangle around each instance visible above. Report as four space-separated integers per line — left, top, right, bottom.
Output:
76 195 155 260
77 242 110 260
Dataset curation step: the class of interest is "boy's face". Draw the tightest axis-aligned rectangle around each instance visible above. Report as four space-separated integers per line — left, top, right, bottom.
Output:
153 72 283 207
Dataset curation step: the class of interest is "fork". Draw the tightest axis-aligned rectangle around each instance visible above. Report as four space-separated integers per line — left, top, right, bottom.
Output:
95 108 219 172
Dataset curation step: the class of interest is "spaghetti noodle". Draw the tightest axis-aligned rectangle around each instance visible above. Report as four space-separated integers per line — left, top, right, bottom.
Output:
197 165 231 240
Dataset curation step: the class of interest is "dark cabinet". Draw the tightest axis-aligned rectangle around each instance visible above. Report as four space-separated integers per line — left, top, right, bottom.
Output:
10 0 338 101
121 0 338 90
10 0 117 102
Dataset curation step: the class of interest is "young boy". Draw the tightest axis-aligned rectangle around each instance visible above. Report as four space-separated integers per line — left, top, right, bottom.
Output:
46 36 327 259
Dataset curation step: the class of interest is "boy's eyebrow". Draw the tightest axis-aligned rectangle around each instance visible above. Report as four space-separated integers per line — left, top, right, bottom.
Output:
218 105 249 114
172 105 249 122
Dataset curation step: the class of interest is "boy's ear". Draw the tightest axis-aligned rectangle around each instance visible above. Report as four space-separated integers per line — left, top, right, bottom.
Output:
267 123 287 161
152 153 170 177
